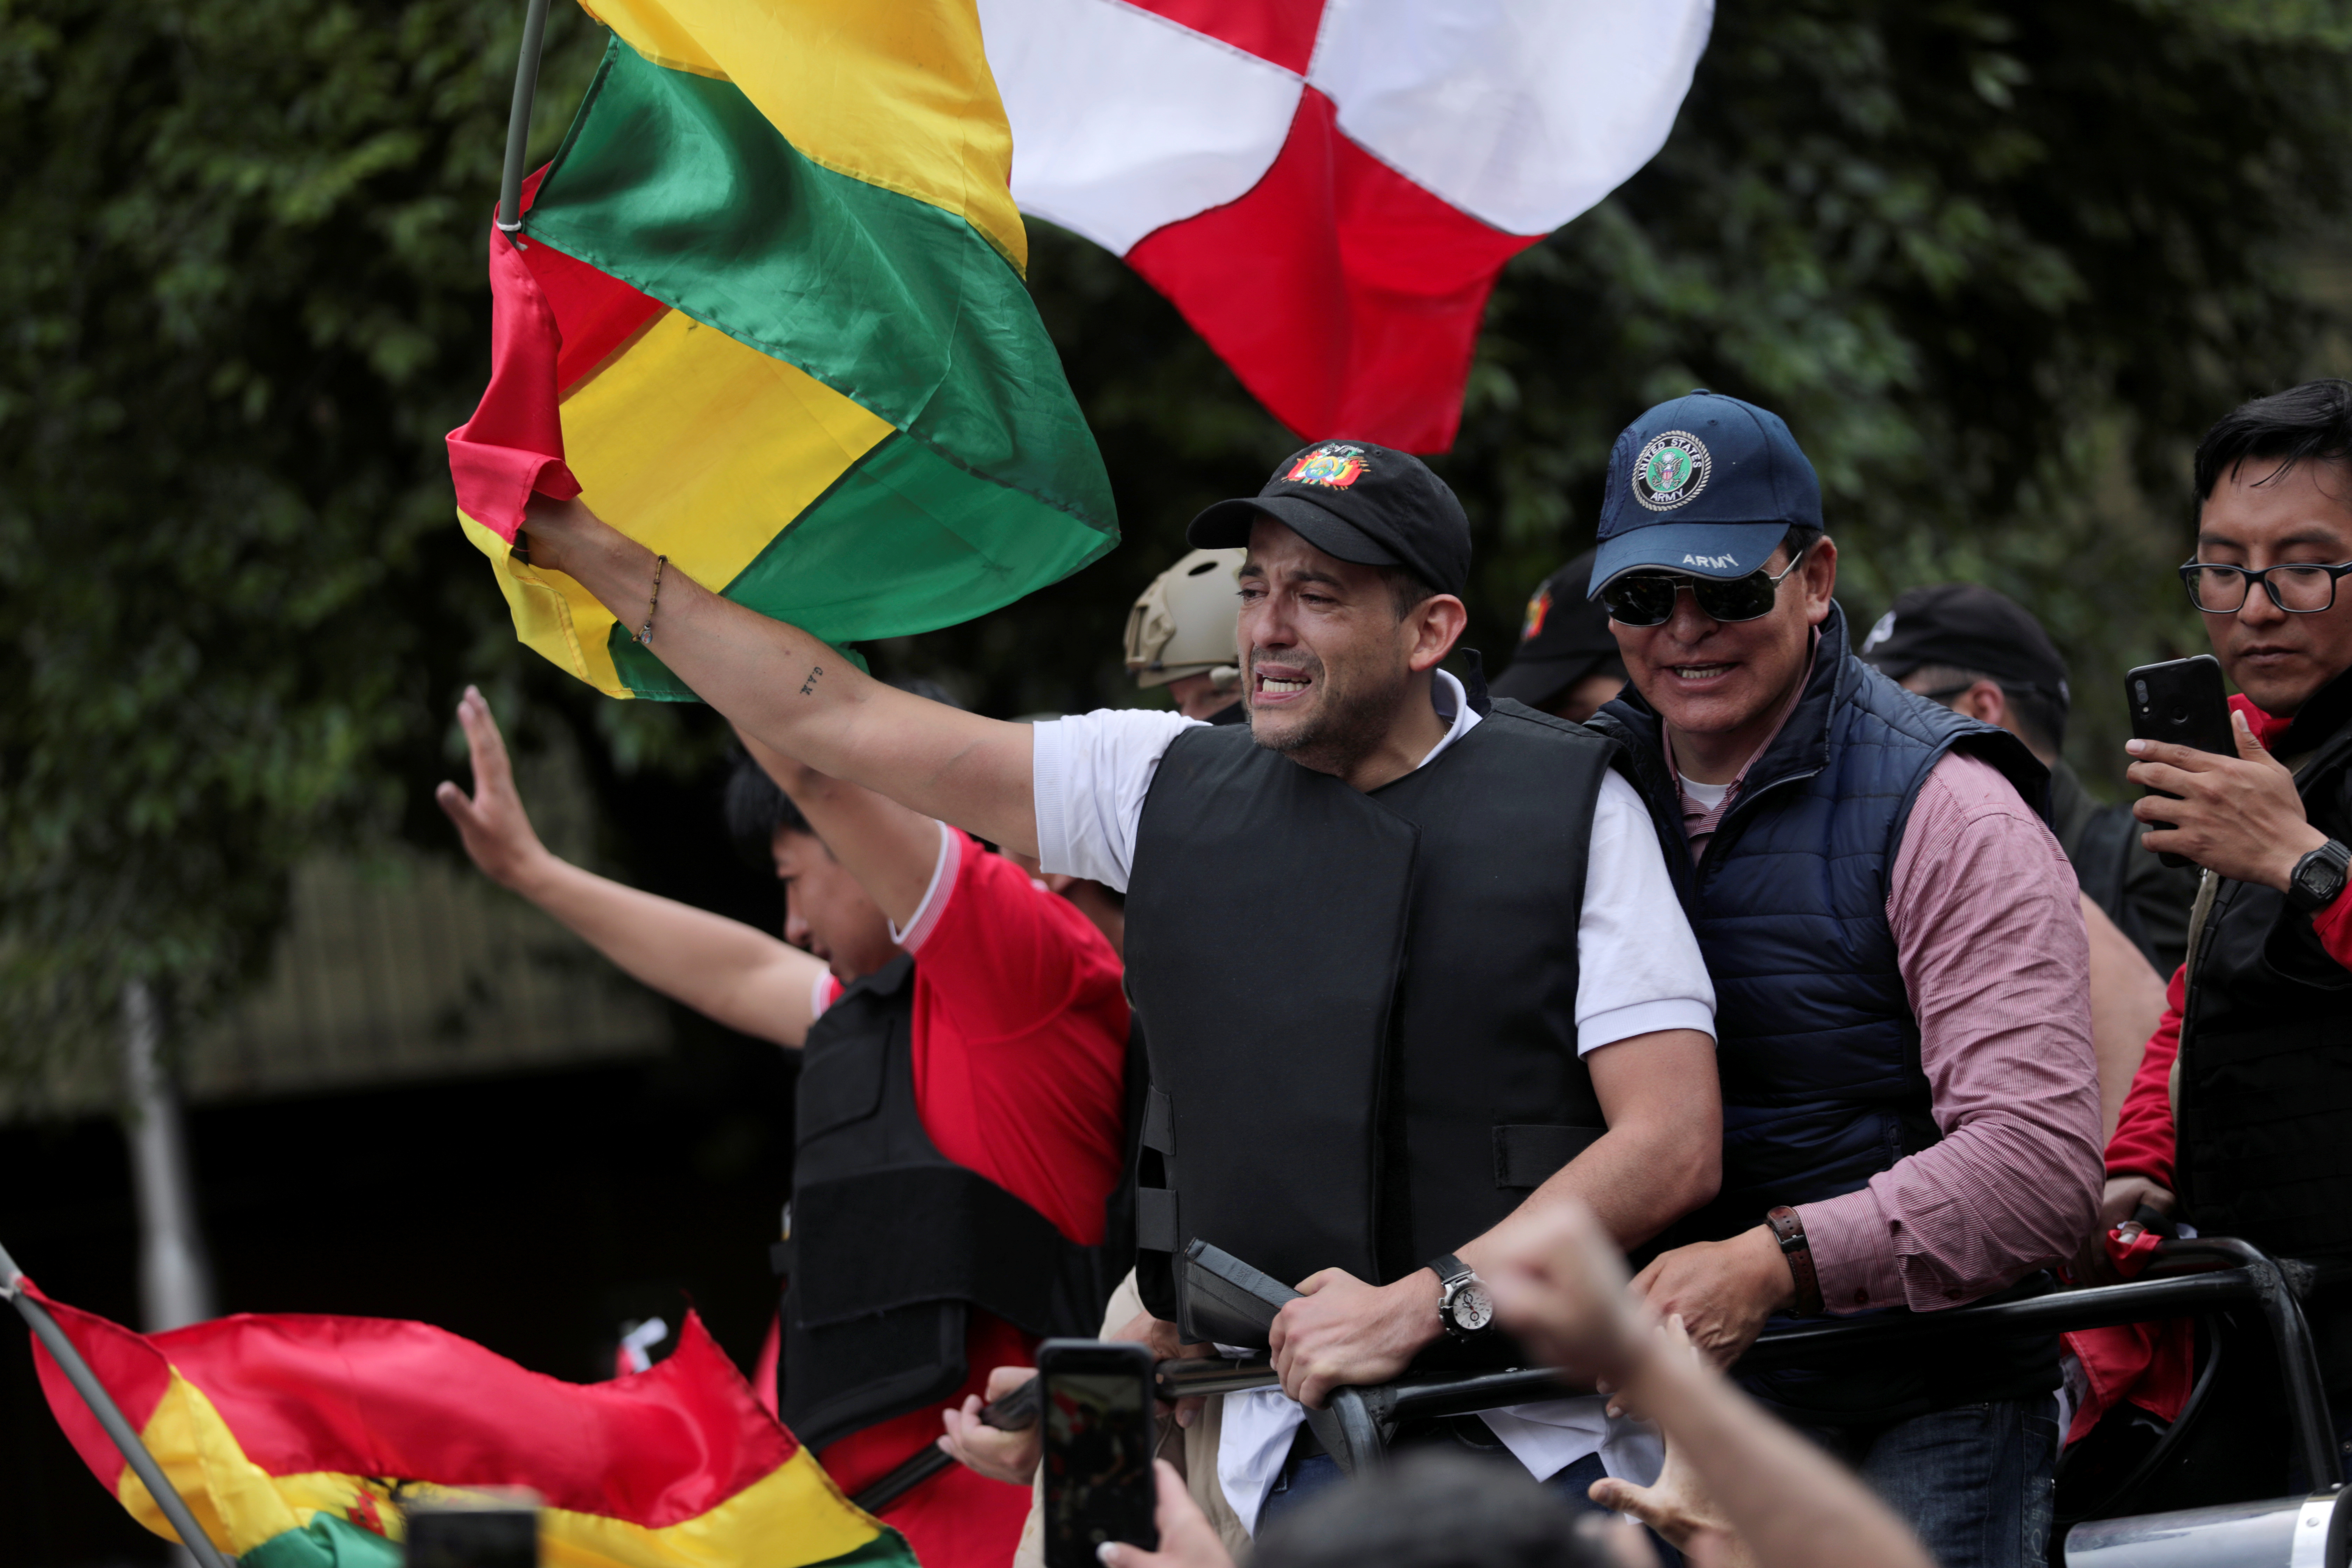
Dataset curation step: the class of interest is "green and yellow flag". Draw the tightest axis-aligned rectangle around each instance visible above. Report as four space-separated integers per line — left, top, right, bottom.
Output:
28 1282 914 1568
447 1 1116 699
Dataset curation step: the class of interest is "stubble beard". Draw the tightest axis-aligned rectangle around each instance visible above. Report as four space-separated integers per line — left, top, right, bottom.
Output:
1249 649 1408 778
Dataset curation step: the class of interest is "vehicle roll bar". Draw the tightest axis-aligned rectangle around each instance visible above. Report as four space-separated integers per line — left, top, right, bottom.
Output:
856 1237 2338 1508
1311 1238 2339 1485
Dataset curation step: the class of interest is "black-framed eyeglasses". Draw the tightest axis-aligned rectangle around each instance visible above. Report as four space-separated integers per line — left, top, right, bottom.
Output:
2178 559 2352 615
1598 544 1809 629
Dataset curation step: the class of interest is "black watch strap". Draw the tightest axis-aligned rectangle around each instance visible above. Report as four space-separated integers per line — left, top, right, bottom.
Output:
2288 838 2352 914
1427 1253 1474 1288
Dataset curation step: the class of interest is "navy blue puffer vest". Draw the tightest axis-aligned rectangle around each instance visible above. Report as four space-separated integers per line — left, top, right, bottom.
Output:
1599 611 2041 1420
1594 604 2051 1422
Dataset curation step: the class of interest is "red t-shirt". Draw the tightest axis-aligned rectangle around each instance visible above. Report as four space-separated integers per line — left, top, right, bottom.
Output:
808 829 1129 1566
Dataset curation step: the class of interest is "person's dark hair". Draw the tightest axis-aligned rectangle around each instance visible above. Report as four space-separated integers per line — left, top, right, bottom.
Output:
1378 564 1442 620
1250 1453 1608 1568
723 675 962 868
1906 661 2066 755
723 756 813 869
1783 523 1825 562
2193 379 2352 506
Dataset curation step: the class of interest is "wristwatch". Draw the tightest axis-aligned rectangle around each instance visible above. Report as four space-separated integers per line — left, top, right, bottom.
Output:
1428 1254 1496 1340
1765 1207 1826 1317
2286 839 2352 915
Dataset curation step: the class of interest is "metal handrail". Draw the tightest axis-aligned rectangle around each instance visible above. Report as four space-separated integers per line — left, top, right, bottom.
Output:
1329 1238 2338 1489
857 1238 2340 1506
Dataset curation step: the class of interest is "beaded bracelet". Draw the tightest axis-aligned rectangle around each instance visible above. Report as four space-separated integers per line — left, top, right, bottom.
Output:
635 555 668 646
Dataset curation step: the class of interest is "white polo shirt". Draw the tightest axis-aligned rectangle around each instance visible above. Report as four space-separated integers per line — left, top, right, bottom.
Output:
1029 673 1714 1517
1031 670 1716 1056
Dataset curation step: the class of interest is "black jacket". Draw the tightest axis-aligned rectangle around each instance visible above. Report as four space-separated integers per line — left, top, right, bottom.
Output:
2177 666 2352 1263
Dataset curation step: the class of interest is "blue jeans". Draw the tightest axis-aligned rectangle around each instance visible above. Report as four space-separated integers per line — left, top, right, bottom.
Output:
1797 1398 2059 1568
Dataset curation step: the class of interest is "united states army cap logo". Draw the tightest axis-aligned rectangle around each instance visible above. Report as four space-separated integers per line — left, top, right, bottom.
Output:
1631 430 1712 511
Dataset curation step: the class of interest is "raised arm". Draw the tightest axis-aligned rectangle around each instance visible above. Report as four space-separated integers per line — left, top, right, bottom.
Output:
1490 1203 1937 1568
520 496 1040 855
434 687 826 1048
736 728 941 930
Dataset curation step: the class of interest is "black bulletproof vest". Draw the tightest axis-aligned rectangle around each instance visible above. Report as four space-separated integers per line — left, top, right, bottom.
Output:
2179 669 2352 1265
780 955 1121 1451
1123 700 1616 1305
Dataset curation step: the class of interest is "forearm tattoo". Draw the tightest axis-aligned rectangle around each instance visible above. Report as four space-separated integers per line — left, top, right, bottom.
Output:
799 664 823 696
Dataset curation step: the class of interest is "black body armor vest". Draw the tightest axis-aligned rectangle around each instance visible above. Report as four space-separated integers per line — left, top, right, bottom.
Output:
780 955 1125 1450
1123 700 1620 1311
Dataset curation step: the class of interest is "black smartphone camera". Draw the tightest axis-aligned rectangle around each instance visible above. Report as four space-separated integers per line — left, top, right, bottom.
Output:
1038 1338 1158 1568
2126 654 2235 869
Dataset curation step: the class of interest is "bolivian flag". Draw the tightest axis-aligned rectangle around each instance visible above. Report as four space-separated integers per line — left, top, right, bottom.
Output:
447 0 1116 700
26 1281 913 1568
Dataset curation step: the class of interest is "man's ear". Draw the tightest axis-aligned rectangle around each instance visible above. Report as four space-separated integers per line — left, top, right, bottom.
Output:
1957 680 2009 729
1408 594 1470 673
1802 536 1839 626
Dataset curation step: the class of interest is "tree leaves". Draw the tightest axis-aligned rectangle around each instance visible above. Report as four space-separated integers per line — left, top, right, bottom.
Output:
2 0 2347 1072
0 0 602 1061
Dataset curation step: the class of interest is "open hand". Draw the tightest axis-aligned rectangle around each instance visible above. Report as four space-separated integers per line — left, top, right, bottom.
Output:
1587 1318 1755 1567
937 1365 1042 1486
2127 711 2325 890
433 687 552 891
1269 1268 1441 1409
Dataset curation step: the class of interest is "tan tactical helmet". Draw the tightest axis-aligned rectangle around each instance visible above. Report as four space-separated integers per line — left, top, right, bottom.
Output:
1124 548 1246 689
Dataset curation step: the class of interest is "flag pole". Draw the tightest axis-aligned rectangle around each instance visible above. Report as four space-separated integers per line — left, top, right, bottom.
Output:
0 1241 236 1568
497 0 554 232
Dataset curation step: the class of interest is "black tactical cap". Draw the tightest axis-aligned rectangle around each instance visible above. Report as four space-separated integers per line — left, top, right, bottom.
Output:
1188 440 1471 598
1858 582 2072 708
1491 550 1624 707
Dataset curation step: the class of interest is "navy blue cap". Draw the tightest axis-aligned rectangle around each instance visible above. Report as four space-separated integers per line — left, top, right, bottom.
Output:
1588 391 1823 598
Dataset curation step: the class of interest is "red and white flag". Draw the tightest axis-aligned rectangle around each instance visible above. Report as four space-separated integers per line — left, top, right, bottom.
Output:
978 0 1713 452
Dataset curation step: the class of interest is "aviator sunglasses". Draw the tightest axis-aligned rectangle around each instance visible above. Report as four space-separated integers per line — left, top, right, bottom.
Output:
1598 543 1811 628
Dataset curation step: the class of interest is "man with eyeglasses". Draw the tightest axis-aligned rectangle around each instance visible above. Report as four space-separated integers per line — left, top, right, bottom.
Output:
1582 391 2101 1568
2099 378 2352 1460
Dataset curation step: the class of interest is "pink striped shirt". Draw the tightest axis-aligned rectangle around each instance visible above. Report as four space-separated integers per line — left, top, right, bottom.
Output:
1671 727 2102 1312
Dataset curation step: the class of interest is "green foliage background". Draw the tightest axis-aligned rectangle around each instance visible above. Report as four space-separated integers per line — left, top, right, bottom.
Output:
2 0 2349 1064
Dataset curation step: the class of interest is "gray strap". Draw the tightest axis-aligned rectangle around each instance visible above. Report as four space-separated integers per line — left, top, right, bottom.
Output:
1143 1086 1175 1155
1135 1187 1180 1254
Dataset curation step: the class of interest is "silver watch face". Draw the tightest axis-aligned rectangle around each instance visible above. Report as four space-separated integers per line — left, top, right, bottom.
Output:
1451 1279 1495 1332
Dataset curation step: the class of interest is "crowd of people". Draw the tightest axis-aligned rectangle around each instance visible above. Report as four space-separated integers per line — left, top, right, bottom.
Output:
433 378 2352 1567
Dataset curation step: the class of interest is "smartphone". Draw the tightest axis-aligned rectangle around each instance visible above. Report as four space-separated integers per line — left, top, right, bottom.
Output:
2126 654 2235 869
1038 1339 1158 1568
402 1492 539 1568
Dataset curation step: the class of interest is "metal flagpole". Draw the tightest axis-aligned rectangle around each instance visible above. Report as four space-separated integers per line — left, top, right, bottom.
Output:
497 0 554 232
0 1241 236 1568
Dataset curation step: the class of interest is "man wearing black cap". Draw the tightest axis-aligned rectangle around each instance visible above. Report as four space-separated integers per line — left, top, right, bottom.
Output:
1491 549 1628 722
512 440 1724 1531
1859 583 2198 978
1579 392 2101 1568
